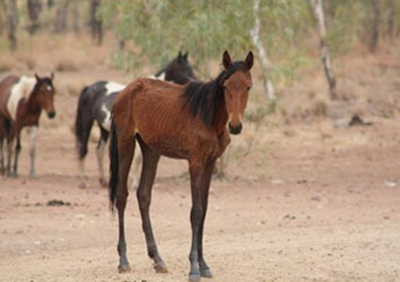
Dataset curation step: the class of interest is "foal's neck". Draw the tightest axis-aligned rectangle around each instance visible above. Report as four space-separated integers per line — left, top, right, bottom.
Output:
213 96 228 134
21 89 42 121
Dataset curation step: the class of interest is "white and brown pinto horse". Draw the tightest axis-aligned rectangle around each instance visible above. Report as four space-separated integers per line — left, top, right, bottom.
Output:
0 74 56 178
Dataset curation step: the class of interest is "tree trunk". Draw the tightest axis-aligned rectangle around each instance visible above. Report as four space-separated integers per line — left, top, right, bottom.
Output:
54 1 69 33
90 0 103 46
71 2 80 35
370 0 380 52
387 0 395 38
4 0 18 51
27 0 42 35
250 0 275 100
309 0 338 100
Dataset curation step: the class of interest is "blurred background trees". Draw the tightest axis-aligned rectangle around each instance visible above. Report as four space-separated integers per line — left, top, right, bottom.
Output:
0 0 400 96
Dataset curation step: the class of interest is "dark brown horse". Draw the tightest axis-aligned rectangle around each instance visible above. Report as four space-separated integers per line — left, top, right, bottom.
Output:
0 74 56 177
109 51 253 281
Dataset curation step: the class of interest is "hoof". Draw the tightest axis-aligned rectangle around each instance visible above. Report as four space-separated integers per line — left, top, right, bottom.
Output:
30 172 38 179
78 182 87 189
189 273 201 282
118 264 131 273
10 172 18 178
200 268 213 278
154 262 168 273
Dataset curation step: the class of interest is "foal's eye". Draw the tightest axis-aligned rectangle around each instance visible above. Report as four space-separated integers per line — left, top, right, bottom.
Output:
247 87 251 91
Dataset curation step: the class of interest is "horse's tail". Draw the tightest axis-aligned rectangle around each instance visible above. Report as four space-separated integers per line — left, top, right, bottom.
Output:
75 86 90 159
109 118 119 211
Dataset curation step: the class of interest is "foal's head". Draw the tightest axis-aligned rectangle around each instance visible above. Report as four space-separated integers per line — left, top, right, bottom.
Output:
222 51 253 135
34 73 56 119
164 51 196 84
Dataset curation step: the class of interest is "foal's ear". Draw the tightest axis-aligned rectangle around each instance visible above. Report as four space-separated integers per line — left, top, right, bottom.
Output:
183 52 188 60
245 51 254 70
34 73 41 81
50 72 55 81
222 51 232 70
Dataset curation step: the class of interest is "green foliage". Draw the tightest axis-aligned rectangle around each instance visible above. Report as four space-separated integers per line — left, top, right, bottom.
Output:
100 0 315 77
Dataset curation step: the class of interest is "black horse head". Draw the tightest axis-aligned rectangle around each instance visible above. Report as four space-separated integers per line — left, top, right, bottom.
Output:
155 51 196 85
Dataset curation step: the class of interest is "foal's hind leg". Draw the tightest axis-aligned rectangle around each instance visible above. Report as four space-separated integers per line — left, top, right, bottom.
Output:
116 136 135 273
136 137 167 273
96 127 109 187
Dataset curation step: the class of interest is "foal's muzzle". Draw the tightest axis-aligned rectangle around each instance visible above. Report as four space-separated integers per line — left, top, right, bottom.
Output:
228 122 242 135
47 112 56 119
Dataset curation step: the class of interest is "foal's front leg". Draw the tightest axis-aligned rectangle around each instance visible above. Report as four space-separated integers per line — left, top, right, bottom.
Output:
29 126 38 178
11 133 21 178
188 160 214 282
0 138 4 175
197 160 215 278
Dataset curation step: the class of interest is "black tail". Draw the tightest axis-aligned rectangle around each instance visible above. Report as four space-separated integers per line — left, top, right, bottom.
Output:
109 118 119 211
75 86 91 159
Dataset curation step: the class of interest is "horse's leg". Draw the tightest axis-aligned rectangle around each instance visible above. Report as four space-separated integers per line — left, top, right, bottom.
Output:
136 138 166 273
116 136 135 273
0 119 4 175
12 131 21 178
96 127 108 187
198 159 216 278
78 119 94 188
0 137 4 175
5 120 13 177
29 126 38 178
129 145 142 190
188 159 211 282
0 115 4 175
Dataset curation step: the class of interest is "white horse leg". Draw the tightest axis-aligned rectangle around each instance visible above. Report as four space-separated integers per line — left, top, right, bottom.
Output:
29 126 38 178
129 142 142 190
96 138 107 187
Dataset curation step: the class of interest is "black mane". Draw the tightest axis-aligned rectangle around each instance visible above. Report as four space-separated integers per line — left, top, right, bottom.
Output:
182 61 248 127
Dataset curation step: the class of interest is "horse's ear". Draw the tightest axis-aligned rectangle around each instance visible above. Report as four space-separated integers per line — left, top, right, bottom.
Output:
50 72 55 81
222 51 232 70
183 52 188 60
177 51 183 63
35 73 41 81
245 51 254 70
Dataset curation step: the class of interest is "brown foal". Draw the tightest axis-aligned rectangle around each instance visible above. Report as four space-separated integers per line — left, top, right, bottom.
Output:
109 51 253 282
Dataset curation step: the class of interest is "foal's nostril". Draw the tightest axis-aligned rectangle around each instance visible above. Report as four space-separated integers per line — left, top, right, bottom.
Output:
47 112 56 119
228 122 242 135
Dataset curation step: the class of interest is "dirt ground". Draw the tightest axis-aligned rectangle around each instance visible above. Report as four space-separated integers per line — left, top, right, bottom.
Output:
1 42 400 281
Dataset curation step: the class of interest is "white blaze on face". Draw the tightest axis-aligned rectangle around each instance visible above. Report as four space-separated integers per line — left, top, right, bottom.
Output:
105 82 125 96
100 104 112 131
7 76 36 121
